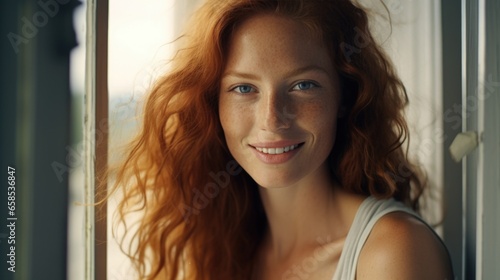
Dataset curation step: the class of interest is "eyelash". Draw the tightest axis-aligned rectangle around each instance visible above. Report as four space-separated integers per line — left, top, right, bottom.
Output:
229 81 320 94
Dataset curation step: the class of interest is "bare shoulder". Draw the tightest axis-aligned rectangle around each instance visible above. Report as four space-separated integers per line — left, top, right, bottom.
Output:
357 211 454 280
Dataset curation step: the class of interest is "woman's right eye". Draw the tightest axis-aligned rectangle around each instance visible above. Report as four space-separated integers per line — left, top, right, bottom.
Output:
231 85 255 94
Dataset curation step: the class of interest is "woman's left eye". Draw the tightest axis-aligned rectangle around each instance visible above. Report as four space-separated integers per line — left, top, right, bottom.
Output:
292 81 318 91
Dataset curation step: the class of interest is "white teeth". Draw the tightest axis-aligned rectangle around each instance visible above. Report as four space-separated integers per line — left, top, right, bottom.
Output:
255 144 299 154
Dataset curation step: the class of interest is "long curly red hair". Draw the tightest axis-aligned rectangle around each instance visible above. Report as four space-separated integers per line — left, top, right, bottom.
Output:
109 0 425 279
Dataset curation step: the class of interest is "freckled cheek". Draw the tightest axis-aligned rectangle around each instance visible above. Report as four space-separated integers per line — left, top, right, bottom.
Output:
219 101 253 144
294 101 338 131
295 103 338 158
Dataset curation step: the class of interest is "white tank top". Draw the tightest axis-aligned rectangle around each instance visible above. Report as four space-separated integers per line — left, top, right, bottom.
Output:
331 196 422 280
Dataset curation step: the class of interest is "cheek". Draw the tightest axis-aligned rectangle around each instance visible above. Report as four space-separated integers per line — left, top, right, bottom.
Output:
218 100 232 138
219 99 248 144
297 99 339 132
297 99 339 157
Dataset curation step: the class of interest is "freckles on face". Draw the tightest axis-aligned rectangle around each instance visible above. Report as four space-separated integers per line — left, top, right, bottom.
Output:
218 14 341 188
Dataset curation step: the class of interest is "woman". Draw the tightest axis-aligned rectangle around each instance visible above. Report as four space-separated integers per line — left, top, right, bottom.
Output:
110 0 454 279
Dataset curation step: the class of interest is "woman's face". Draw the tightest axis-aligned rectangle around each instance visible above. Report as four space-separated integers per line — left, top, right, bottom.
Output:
219 14 341 188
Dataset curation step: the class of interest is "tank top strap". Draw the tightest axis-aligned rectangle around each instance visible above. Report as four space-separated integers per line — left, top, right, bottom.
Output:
332 196 418 280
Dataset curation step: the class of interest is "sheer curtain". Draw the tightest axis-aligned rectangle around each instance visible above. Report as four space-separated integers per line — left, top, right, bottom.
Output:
361 0 444 227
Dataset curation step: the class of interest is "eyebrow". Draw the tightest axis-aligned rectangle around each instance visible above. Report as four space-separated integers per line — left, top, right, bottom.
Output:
221 65 331 80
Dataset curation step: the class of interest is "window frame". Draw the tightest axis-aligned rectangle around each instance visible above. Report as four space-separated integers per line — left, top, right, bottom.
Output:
84 0 109 279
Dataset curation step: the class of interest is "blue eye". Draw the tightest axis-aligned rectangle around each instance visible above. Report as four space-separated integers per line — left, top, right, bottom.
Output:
232 85 255 94
293 81 318 91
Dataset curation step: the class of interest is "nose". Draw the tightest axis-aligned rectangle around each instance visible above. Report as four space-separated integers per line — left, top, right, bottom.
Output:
258 91 294 131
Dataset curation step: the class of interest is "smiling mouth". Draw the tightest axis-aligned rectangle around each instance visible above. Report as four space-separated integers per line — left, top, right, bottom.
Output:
253 143 303 155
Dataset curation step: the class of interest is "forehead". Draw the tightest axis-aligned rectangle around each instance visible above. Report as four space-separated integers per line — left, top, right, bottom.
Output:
224 14 333 74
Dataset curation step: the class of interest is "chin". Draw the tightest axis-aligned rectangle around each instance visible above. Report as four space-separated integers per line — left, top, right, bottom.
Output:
248 170 302 189
256 183 290 189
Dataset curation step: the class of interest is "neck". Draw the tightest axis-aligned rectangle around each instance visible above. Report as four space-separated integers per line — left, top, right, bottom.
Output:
258 164 352 260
